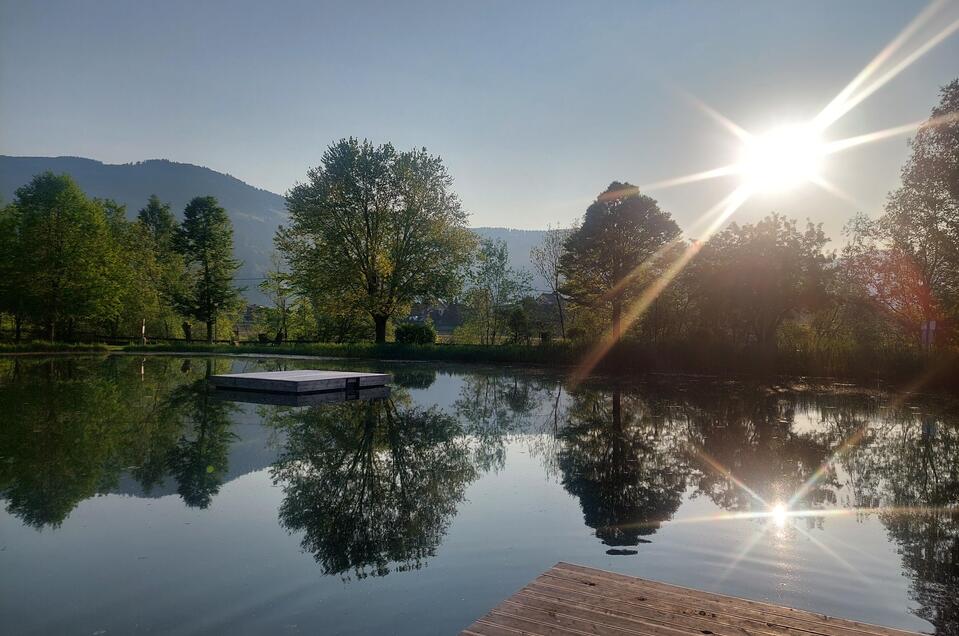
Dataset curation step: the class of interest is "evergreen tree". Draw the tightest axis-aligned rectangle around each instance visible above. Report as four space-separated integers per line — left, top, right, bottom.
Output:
174 196 242 342
137 194 178 251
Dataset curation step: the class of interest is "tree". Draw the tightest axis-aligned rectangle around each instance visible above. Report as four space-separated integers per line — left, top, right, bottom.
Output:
464 238 532 345
174 196 242 342
258 251 293 338
506 306 532 344
847 80 959 345
0 203 28 340
8 173 119 340
560 182 680 340
530 225 571 338
137 194 178 250
691 213 833 349
282 138 475 343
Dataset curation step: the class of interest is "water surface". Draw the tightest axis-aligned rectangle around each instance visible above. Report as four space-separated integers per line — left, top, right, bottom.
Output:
1 355 957 635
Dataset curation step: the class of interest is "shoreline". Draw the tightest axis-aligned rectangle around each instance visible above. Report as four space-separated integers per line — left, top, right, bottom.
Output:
2 341 956 390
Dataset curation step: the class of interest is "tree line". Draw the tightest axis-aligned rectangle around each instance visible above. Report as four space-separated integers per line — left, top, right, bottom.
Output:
0 176 241 342
273 81 958 354
1 80 956 359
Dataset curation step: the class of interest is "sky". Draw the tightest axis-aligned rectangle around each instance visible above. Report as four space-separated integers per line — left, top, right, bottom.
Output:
2 0 958 241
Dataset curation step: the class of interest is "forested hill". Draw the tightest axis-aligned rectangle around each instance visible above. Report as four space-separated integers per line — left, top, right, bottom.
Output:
0 156 287 303
0 155 549 298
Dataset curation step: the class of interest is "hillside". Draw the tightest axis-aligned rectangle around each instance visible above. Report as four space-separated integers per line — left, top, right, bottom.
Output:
1 156 287 303
0 156 549 301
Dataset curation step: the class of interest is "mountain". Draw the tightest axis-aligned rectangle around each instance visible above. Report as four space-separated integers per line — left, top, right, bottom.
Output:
0 155 550 301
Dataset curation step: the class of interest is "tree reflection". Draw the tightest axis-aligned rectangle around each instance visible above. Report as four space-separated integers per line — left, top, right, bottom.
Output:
557 388 688 549
684 385 838 515
454 372 541 472
830 401 959 636
164 369 237 509
0 356 237 525
270 397 476 579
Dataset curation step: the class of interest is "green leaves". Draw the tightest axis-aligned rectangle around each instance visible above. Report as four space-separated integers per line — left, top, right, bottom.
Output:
173 196 243 340
282 138 474 342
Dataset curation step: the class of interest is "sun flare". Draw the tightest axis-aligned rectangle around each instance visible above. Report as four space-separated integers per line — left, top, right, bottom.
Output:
739 124 826 193
770 502 789 527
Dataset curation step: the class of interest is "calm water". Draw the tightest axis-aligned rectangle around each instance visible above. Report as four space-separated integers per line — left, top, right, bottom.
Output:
1 355 957 635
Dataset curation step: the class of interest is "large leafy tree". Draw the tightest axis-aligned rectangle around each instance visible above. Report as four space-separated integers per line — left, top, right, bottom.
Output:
7 173 120 340
559 182 680 340
281 138 475 342
691 213 832 349
0 203 28 340
174 196 242 341
845 80 959 344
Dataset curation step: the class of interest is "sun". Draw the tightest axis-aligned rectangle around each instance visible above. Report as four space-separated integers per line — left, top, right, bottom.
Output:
739 123 826 193
770 502 789 527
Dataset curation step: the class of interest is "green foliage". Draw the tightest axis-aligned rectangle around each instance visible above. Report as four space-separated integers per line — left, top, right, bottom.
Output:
690 213 833 349
4 173 122 339
462 238 532 344
560 182 680 338
269 398 476 578
395 322 437 344
506 306 532 344
280 138 475 342
257 251 293 338
0 356 227 527
174 196 243 341
137 194 178 251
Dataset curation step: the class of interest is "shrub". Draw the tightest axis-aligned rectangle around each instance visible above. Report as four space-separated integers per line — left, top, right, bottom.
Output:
395 322 437 345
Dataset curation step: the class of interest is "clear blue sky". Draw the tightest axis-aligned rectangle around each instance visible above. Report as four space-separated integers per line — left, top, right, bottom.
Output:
2 0 957 240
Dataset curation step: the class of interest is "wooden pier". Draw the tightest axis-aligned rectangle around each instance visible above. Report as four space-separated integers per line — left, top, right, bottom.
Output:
209 370 391 394
462 562 917 636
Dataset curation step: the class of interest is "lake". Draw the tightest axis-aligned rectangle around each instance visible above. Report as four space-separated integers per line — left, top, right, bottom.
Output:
1 355 956 635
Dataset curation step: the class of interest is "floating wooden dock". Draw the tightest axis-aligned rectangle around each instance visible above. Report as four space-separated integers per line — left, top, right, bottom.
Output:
209 370 391 394
213 385 389 406
462 562 917 636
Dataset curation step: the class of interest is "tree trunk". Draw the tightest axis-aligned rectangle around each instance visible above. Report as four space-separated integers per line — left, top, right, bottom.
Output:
373 315 388 343
46 320 55 342
555 291 566 339
611 296 623 342
612 389 621 429
207 318 215 343
14 313 22 343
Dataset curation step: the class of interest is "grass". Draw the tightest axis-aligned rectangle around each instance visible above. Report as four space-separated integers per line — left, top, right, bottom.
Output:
0 341 111 354
121 341 582 366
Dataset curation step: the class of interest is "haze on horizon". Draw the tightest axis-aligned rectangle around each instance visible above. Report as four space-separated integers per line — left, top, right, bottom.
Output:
2 0 958 241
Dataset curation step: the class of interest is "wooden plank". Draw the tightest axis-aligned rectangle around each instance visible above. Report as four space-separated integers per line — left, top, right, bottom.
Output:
208 370 391 393
550 563 916 636
460 564 921 636
523 579 813 636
